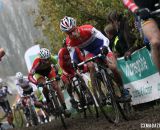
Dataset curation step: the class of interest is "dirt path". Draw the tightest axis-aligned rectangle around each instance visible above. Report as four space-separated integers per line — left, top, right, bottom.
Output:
10 105 160 130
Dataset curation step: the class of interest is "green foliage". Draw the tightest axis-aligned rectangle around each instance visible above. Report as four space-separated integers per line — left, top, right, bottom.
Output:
34 0 137 53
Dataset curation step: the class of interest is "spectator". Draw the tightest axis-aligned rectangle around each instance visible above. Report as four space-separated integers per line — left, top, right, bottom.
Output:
106 10 143 60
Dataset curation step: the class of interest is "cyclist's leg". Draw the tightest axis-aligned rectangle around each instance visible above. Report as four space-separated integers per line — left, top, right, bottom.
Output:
85 53 105 100
62 74 73 98
106 52 123 92
4 101 14 126
142 19 160 74
85 53 97 92
0 102 8 117
48 68 71 117
34 73 50 103
48 68 66 109
62 74 79 109
106 52 131 101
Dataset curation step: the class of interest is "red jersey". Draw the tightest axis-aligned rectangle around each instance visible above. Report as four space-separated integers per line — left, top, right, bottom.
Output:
28 56 57 84
66 25 94 48
58 47 84 76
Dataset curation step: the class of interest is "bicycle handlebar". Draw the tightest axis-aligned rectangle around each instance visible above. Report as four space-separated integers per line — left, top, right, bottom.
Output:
151 9 160 16
21 92 35 98
77 54 103 67
43 79 55 85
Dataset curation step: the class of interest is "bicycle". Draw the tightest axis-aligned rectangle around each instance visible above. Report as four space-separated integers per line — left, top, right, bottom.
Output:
21 93 39 126
69 65 99 119
77 53 134 123
40 79 67 129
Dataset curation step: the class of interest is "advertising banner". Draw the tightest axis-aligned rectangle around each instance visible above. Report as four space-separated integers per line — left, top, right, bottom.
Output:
117 47 160 105
24 44 40 72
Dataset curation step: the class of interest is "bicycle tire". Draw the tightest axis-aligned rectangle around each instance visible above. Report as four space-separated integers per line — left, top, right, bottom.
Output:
117 101 135 121
73 77 86 115
77 75 99 118
29 106 39 126
93 71 120 124
50 90 67 129
110 77 134 121
84 85 99 118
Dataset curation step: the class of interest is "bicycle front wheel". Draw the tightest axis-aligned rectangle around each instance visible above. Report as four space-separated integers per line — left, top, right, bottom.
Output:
93 72 120 123
50 91 67 129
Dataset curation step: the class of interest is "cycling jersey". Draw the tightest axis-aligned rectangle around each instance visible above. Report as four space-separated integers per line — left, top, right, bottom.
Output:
0 86 12 102
58 47 84 76
28 55 58 84
122 0 159 12
66 24 110 59
15 78 35 97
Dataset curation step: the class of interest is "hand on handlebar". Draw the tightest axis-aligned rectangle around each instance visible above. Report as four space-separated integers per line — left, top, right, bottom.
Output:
124 51 132 61
71 61 78 69
136 8 151 20
55 74 61 81
100 46 109 55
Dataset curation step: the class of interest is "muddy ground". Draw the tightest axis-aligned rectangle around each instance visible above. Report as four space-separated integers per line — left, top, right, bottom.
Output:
9 101 160 130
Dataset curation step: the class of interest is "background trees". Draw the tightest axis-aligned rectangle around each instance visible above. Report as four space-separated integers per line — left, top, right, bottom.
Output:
34 0 134 53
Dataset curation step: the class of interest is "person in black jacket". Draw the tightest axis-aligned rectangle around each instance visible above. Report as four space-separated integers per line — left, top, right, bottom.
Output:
106 10 143 59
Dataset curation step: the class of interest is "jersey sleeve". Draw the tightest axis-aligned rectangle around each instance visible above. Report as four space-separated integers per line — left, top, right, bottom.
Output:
16 84 23 97
122 0 138 13
51 55 58 65
75 48 84 62
28 58 40 85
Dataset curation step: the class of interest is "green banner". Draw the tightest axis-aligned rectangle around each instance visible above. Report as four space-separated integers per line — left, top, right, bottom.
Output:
117 47 158 84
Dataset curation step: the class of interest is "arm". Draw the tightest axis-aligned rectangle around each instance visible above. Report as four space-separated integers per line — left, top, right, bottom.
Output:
16 84 23 97
58 49 73 75
28 59 40 85
51 55 60 75
5 86 12 95
122 0 138 13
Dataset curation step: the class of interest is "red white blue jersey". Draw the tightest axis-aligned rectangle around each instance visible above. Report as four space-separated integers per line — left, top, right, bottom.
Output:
66 25 110 59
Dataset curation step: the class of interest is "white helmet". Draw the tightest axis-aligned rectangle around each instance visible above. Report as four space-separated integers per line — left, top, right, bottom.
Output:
39 48 51 59
16 72 23 80
60 16 76 32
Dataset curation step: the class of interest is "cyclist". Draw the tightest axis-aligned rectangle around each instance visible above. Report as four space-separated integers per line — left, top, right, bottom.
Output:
34 87 49 123
0 78 14 127
60 16 131 102
28 48 71 117
58 39 88 109
15 72 36 99
122 0 160 74
15 72 40 126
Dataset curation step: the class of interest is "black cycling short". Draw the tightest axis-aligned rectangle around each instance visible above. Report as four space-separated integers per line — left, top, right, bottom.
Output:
35 67 51 77
23 87 33 95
